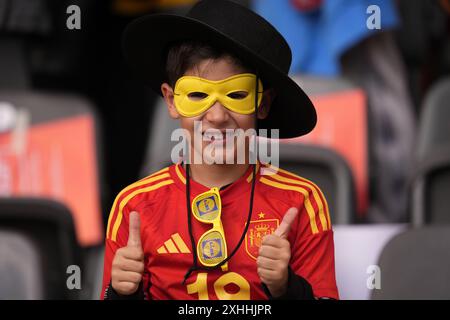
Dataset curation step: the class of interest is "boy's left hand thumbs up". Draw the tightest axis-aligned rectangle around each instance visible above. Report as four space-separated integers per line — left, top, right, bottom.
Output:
274 207 298 239
257 207 298 298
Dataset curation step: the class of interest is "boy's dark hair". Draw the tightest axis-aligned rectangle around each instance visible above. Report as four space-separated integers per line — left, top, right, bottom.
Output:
165 41 254 87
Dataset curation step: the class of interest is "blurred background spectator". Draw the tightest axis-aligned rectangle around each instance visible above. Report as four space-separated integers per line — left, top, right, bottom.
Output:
253 0 416 222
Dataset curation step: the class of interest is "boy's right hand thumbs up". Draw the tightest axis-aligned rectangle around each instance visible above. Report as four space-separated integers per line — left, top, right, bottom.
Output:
111 211 145 296
127 211 142 248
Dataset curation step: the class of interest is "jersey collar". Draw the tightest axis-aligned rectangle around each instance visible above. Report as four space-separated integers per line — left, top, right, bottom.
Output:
170 162 261 204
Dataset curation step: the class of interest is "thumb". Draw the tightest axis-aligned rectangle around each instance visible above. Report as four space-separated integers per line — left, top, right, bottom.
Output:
274 207 298 239
127 211 142 248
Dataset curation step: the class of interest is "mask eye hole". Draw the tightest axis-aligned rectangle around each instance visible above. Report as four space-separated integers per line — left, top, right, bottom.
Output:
187 92 208 101
227 91 248 100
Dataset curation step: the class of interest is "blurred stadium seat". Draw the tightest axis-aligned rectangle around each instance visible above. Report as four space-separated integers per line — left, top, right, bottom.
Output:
371 226 450 299
0 90 104 246
0 230 43 299
140 98 179 175
333 224 406 299
83 244 105 300
277 143 356 224
412 77 450 225
291 76 368 217
0 38 29 89
0 90 106 299
0 198 81 299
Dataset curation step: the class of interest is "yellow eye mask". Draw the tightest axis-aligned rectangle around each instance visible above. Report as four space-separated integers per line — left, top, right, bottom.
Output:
173 73 263 117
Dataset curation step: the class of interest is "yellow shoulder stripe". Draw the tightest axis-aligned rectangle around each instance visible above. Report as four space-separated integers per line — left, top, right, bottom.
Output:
260 177 319 234
110 179 174 241
246 162 261 183
175 164 186 184
139 166 170 181
276 167 331 229
269 173 328 231
106 168 169 240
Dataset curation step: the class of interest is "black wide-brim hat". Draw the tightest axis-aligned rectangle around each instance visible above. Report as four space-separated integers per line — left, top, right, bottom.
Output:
122 0 316 138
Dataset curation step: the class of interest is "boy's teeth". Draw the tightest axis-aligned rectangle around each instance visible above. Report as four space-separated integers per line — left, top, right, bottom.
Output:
204 131 225 140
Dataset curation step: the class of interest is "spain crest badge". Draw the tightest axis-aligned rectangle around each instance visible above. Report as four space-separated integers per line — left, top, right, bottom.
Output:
245 216 279 260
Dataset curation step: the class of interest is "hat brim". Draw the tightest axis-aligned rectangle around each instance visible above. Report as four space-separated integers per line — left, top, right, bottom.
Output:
122 14 317 138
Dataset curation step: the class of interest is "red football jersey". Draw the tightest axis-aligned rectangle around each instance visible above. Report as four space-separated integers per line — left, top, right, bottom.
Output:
101 163 339 300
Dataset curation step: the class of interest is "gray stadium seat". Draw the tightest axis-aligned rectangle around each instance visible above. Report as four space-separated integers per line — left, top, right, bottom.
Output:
412 77 450 225
292 75 357 96
83 245 105 300
141 97 179 175
277 143 356 224
0 230 43 299
0 38 29 89
371 226 450 299
0 198 81 299
333 224 406 299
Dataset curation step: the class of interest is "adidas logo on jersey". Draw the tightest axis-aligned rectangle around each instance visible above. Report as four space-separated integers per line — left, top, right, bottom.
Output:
157 233 191 254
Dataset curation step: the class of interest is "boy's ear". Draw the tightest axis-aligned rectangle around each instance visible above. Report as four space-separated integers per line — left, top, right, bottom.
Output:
257 88 276 120
161 83 180 119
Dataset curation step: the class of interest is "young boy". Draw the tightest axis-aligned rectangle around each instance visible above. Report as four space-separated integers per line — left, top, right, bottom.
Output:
102 0 338 300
